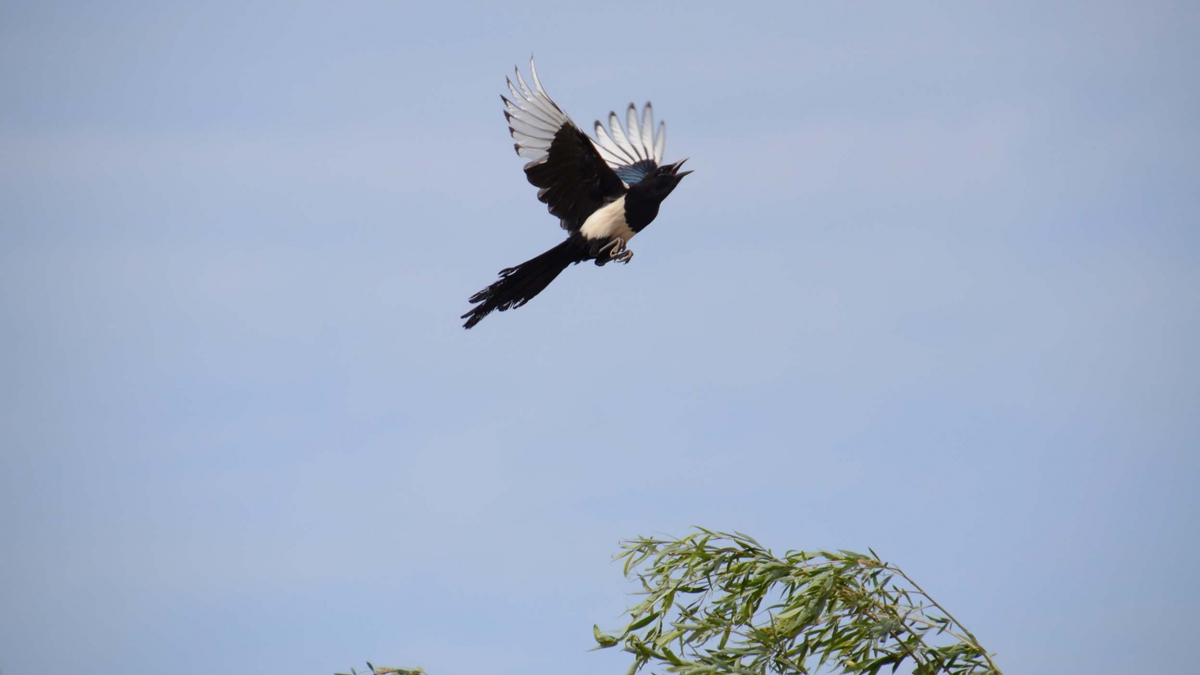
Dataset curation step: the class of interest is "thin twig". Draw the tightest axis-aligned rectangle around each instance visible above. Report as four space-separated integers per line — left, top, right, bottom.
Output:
887 565 1002 674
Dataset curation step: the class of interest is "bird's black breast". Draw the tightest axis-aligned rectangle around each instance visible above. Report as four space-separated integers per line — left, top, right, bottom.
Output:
623 187 662 233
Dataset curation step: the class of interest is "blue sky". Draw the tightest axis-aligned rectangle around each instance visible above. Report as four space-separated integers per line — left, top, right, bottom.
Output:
1 2 1197 674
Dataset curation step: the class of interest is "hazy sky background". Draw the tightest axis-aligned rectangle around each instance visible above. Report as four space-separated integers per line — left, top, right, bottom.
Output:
1 2 1197 674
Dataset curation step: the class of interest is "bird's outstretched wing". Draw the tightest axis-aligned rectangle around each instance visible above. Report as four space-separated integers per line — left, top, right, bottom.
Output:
593 103 667 186
504 59 626 231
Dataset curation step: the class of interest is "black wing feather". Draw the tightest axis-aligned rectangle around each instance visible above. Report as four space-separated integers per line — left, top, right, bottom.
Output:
504 59 626 231
524 125 626 231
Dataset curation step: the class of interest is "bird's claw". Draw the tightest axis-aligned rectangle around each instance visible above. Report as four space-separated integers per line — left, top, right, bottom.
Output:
602 238 626 257
595 238 632 266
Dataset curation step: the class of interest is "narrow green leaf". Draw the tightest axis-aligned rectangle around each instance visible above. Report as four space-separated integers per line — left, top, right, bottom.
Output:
627 612 660 632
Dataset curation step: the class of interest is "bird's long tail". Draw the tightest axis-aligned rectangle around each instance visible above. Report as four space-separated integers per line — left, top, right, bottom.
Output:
462 240 581 329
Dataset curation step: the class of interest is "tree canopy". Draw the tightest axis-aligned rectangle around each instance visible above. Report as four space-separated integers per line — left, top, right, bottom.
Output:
343 528 1001 675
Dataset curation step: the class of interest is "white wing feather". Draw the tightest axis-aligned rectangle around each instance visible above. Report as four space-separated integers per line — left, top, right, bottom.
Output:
503 58 574 164
625 105 644 160
640 105 655 161
502 58 669 182
592 122 631 166
653 121 666 164
593 101 667 180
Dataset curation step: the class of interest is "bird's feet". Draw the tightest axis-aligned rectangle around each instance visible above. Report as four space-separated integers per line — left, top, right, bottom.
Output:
599 238 633 264
595 238 632 266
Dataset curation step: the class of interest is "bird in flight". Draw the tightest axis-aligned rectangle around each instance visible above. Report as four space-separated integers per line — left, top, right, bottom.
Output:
461 58 691 329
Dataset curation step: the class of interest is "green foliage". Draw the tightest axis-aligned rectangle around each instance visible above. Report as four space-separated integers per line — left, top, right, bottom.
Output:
341 529 1001 675
592 529 1001 675
336 663 425 675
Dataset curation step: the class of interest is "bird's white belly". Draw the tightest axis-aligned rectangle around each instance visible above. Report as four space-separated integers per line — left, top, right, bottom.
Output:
580 196 636 242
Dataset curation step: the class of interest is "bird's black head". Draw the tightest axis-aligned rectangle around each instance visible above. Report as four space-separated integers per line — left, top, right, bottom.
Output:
638 159 692 200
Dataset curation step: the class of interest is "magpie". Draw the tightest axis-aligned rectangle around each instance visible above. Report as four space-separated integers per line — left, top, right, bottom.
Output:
461 58 691 329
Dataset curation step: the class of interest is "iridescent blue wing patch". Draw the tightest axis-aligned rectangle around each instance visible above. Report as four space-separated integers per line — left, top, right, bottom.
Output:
614 159 658 185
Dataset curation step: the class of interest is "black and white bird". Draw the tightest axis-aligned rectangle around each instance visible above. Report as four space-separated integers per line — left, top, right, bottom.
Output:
461 58 690 329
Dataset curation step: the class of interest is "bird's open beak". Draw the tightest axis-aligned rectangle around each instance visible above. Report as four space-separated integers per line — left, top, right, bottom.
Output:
671 158 693 178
